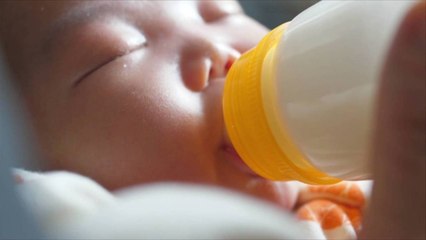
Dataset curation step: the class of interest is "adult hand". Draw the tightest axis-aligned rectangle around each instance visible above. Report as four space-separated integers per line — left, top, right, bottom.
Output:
361 1 425 239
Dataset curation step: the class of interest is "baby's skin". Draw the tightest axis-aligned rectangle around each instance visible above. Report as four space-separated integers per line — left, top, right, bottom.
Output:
0 0 298 209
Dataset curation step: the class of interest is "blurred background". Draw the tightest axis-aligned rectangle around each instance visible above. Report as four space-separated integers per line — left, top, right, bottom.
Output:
239 0 319 28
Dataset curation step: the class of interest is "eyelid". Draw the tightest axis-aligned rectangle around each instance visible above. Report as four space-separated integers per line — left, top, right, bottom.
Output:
72 42 147 87
199 1 243 23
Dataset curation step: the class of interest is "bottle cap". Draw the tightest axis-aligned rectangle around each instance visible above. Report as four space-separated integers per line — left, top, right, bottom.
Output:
223 23 341 184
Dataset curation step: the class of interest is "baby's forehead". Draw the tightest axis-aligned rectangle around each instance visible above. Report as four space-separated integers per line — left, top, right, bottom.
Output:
43 3 129 53
5 1 187 55
1 2 148 75
1 0 243 82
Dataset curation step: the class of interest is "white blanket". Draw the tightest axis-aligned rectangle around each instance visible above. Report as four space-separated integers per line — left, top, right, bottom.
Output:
14 169 371 239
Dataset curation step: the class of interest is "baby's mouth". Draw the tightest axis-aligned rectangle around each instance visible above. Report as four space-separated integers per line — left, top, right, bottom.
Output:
222 144 261 178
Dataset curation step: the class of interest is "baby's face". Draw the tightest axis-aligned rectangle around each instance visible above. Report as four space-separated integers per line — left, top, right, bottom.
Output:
1 1 297 209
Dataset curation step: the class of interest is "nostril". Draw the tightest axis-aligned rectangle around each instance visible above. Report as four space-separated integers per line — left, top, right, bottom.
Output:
208 44 240 78
225 59 234 72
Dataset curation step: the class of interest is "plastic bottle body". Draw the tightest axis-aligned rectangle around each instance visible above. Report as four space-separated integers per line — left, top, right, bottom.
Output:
223 1 417 184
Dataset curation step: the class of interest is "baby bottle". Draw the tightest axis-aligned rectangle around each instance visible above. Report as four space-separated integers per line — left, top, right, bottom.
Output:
223 1 417 184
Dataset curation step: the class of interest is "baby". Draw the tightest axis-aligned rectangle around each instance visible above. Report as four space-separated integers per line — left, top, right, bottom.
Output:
0 0 424 239
0 0 304 209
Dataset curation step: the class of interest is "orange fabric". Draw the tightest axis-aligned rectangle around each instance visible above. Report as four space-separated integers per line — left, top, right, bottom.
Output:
340 204 362 232
295 181 366 236
305 182 365 207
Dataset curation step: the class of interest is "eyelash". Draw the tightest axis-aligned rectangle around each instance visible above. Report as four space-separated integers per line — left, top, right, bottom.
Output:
73 42 147 87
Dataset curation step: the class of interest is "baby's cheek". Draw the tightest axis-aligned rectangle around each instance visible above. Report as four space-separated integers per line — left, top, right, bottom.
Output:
248 180 302 210
273 181 303 210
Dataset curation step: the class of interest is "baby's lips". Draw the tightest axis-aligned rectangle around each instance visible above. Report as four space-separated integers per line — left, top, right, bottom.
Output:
221 109 260 178
222 140 261 178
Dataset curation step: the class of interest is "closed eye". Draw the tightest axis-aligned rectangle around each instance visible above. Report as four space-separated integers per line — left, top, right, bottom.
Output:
72 42 147 87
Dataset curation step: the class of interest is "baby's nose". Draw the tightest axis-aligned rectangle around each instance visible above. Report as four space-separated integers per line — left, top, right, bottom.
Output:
179 39 240 91
209 43 240 79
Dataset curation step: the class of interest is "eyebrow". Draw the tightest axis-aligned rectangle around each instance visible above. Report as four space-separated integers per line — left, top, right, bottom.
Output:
41 2 131 56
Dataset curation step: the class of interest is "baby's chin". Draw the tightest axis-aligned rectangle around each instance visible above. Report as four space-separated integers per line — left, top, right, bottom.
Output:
220 136 300 210
243 179 302 210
